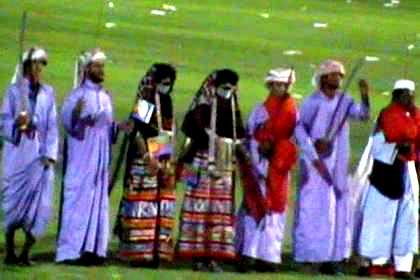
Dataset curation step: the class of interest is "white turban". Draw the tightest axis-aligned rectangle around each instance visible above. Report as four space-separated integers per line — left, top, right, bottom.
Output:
11 47 48 84
265 68 296 84
79 48 107 68
73 48 107 88
393 79 415 92
22 48 48 63
312 59 345 87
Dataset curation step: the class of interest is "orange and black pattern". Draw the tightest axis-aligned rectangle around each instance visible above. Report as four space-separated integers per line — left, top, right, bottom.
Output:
117 158 176 262
177 152 236 261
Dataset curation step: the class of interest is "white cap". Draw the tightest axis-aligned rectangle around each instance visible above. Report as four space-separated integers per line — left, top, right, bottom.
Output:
265 68 296 84
393 79 415 91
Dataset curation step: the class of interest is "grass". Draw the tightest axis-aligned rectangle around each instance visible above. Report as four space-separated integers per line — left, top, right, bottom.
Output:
0 0 419 279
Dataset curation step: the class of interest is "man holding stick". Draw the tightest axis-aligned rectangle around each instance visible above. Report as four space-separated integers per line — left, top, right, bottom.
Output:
235 68 298 272
293 59 370 275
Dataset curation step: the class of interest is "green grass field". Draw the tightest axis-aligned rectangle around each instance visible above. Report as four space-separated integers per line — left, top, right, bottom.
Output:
0 0 419 279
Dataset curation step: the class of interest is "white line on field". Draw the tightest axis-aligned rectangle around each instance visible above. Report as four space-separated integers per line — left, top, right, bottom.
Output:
105 22 116 28
163 4 177 12
259 13 270 19
150 9 167 16
313 22 328 28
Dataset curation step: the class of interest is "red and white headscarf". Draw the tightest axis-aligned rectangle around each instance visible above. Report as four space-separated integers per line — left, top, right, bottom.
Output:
265 68 296 84
312 59 345 87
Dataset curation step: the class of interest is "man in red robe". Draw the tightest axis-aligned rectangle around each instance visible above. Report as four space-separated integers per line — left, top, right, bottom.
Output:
235 68 297 272
356 79 419 280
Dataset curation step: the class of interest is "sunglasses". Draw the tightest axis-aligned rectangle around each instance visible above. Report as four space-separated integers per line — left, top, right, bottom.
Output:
33 59 48 66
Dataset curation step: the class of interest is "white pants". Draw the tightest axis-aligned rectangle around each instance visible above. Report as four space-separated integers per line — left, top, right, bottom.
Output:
237 212 286 264
357 162 419 272
372 254 413 272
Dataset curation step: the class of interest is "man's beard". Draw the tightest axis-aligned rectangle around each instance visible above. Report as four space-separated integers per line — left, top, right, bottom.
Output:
272 90 286 97
88 73 104 84
326 81 340 90
28 72 41 83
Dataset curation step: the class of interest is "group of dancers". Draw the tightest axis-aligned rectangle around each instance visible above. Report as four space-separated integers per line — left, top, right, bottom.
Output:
1 46 419 279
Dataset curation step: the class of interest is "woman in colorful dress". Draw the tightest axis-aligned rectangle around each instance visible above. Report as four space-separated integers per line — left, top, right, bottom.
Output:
177 69 245 272
115 63 177 267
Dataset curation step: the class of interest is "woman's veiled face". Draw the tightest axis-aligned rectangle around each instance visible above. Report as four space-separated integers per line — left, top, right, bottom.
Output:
216 83 235 99
157 78 172 95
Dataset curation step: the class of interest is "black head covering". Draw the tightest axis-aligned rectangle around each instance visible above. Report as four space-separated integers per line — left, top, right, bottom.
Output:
138 63 177 97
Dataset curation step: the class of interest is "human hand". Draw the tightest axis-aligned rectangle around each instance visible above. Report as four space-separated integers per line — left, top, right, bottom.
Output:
144 153 159 176
358 79 369 98
258 141 273 158
73 98 85 118
41 156 55 168
16 111 30 130
314 138 331 155
118 119 134 133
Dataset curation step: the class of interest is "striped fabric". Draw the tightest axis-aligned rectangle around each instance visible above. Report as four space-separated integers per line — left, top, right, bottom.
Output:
177 152 236 260
117 158 176 262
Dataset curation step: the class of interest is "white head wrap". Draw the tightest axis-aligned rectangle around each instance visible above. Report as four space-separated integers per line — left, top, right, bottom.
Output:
11 47 48 84
393 79 415 93
22 48 48 63
73 48 107 88
312 59 345 87
265 68 296 84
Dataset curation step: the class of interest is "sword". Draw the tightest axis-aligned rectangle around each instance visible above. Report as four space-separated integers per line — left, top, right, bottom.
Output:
18 11 28 84
325 58 365 142
17 11 30 131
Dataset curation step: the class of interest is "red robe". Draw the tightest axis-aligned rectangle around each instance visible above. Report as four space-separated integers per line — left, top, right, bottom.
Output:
253 94 298 213
413 107 420 161
379 103 418 161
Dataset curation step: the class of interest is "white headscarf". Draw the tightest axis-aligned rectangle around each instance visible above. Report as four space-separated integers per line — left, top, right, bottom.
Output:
393 79 415 93
312 59 345 87
11 47 48 84
73 48 107 88
265 68 296 84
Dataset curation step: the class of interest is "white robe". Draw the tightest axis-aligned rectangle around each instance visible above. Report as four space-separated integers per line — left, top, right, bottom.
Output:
356 132 419 271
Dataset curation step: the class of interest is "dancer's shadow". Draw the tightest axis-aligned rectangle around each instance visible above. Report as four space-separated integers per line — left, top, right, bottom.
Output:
32 251 56 263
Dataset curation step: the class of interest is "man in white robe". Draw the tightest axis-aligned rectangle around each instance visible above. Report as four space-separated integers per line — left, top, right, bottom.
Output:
56 49 119 265
1 47 58 265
